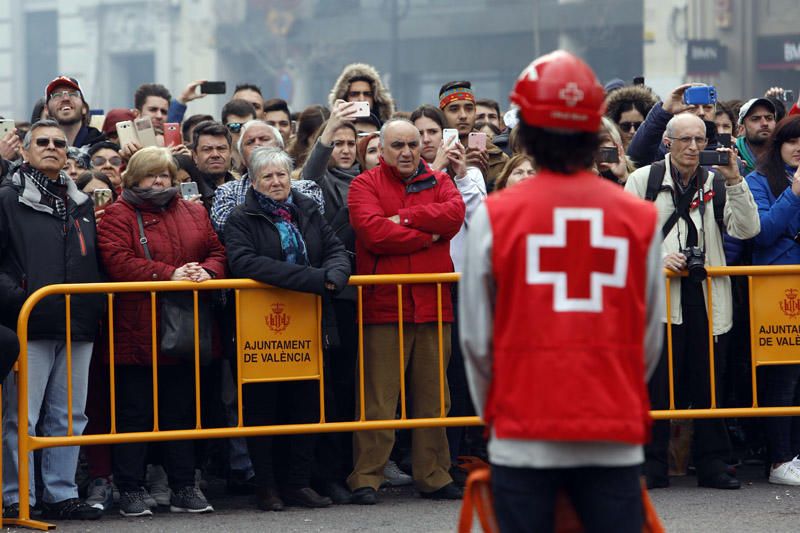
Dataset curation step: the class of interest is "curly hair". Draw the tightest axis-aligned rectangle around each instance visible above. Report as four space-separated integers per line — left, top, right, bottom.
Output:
604 85 658 124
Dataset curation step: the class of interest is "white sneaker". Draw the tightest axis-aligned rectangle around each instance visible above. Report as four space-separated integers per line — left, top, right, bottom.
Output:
769 461 800 485
383 460 413 487
146 464 172 506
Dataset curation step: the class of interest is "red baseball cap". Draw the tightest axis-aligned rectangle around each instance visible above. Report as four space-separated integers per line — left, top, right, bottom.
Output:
510 50 605 133
46 76 84 101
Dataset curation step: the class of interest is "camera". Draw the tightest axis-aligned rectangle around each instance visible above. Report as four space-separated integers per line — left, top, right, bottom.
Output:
682 246 707 282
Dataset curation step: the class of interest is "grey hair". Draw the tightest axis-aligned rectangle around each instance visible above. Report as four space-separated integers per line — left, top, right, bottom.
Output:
22 119 63 150
237 120 284 154
248 146 294 179
379 118 421 146
664 113 706 140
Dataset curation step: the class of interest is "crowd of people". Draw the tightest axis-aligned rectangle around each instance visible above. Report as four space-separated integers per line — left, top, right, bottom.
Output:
0 56 799 525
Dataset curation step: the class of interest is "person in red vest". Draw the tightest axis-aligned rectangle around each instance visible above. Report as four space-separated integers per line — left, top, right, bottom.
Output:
459 50 665 532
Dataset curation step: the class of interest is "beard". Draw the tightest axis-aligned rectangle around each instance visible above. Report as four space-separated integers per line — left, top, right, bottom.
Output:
746 129 770 146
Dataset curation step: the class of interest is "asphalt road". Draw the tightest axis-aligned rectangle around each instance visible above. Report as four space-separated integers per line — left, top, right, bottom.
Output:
5 465 799 532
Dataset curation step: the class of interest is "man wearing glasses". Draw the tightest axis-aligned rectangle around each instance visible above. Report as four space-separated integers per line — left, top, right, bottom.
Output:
625 113 760 491
221 99 258 174
45 76 104 148
0 120 104 520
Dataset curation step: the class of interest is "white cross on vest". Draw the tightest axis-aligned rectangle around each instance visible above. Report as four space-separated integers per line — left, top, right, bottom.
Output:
526 208 629 312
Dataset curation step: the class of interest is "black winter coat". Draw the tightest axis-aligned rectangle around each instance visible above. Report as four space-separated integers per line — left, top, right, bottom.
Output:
0 170 103 340
224 189 351 294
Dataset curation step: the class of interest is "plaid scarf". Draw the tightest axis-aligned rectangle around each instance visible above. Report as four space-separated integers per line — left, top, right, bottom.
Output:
21 164 68 219
253 189 309 266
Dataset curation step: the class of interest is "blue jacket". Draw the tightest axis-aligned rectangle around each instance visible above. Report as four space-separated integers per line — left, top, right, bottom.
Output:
746 169 800 265
626 102 672 167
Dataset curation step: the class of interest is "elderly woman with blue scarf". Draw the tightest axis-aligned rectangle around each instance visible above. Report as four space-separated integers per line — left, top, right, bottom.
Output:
224 147 350 511
745 115 800 487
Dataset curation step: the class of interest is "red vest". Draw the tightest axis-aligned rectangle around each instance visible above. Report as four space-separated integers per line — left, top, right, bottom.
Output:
485 170 657 445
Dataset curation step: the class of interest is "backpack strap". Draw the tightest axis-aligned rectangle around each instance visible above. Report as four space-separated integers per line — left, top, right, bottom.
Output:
644 160 667 202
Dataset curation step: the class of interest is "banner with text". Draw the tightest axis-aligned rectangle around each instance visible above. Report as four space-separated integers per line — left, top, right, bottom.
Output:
238 288 322 382
750 275 800 364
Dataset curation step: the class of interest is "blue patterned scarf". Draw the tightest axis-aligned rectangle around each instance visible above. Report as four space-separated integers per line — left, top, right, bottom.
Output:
253 190 309 265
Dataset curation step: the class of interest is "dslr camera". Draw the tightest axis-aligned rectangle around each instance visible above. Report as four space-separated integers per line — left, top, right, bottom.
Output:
682 246 707 282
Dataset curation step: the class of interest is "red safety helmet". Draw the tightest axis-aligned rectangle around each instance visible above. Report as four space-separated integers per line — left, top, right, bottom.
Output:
510 50 605 133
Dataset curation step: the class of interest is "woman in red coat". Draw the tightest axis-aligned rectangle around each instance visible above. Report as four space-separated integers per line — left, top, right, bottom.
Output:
97 146 226 518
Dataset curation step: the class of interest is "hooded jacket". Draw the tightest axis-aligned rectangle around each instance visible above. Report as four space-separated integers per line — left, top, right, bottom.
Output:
328 63 396 123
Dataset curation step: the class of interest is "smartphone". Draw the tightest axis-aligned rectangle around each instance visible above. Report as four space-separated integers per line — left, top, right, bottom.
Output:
784 90 795 103
115 120 138 147
200 81 226 94
134 117 157 147
351 102 370 118
717 133 732 148
93 188 113 209
468 132 487 151
684 86 717 106
633 76 645 86
0 119 14 137
180 181 199 198
163 123 182 147
442 128 459 147
597 146 620 163
699 150 730 166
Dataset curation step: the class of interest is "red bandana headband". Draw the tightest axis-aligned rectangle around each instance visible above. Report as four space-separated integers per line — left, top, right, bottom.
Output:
439 87 475 109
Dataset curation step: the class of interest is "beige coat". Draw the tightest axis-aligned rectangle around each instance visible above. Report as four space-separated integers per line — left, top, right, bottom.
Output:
625 155 760 334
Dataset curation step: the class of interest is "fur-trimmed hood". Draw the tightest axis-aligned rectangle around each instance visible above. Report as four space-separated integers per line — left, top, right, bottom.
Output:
328 63 396 122
604 85 659 123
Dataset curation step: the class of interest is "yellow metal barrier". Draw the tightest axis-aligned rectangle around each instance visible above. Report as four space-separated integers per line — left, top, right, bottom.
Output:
7 266 800 529
8 274 476 530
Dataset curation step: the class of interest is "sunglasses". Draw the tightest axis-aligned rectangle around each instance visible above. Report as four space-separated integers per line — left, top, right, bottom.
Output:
619 121 643 132
226 122 243 133
92 156 123 167
348 91 373 98
35 137 67 149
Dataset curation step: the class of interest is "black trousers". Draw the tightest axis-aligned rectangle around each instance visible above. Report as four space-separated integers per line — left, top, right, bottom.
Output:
112 365 196 492
491 464 643 533
645 293 731 480
244 380 319 489
447 284 474 463
315 299 357 484
0 324 19 381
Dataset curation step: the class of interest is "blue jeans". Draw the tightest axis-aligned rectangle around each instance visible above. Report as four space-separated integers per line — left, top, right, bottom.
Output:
491 463 643 533
3 340 93 506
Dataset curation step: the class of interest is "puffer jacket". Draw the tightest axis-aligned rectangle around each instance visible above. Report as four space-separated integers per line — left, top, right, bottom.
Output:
328 63 395 122
96 194 226 365
746 168 800 266
348 158 465 324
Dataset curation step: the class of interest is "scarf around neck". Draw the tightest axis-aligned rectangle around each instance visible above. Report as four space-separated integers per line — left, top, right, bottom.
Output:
252 189 308 265
122 186 179 209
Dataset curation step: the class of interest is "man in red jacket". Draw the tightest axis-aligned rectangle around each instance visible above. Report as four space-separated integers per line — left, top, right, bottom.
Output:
346 119 465 504
460 51 664 532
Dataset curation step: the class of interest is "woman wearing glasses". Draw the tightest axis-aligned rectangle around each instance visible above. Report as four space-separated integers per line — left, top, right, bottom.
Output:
96 146 226 518
88 141 124 193
604 84 658 149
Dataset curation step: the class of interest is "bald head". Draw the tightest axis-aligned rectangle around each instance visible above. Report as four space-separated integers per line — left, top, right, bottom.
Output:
665 113 706 140
380 119 422 178
666 113 707 174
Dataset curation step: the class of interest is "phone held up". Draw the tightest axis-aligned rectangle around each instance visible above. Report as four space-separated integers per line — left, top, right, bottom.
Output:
683 86 717 106
442 128 459 148
699 150 730 167
468 132 487 151
180 181 200 199
200 81 226 95
351 102 370 118
597 146 620 164
163 123 182 147
93 189 113 210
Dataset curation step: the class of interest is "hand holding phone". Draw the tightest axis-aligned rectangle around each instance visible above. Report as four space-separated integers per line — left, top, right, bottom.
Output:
351 102 370 118
442 128 459 148
683 86 717 106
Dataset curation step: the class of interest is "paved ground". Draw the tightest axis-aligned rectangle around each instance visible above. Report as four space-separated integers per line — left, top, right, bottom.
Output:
5 464 800 532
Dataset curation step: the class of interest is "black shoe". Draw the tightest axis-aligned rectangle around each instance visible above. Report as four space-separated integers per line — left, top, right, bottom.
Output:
698 471 741 490
351 486 377 505
41 498 103 520
421 482 463 500
449 465 467 487
255 487 284 512
227 469 257 495
282 487 332 508
2 502 18 519
321 482 352 505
